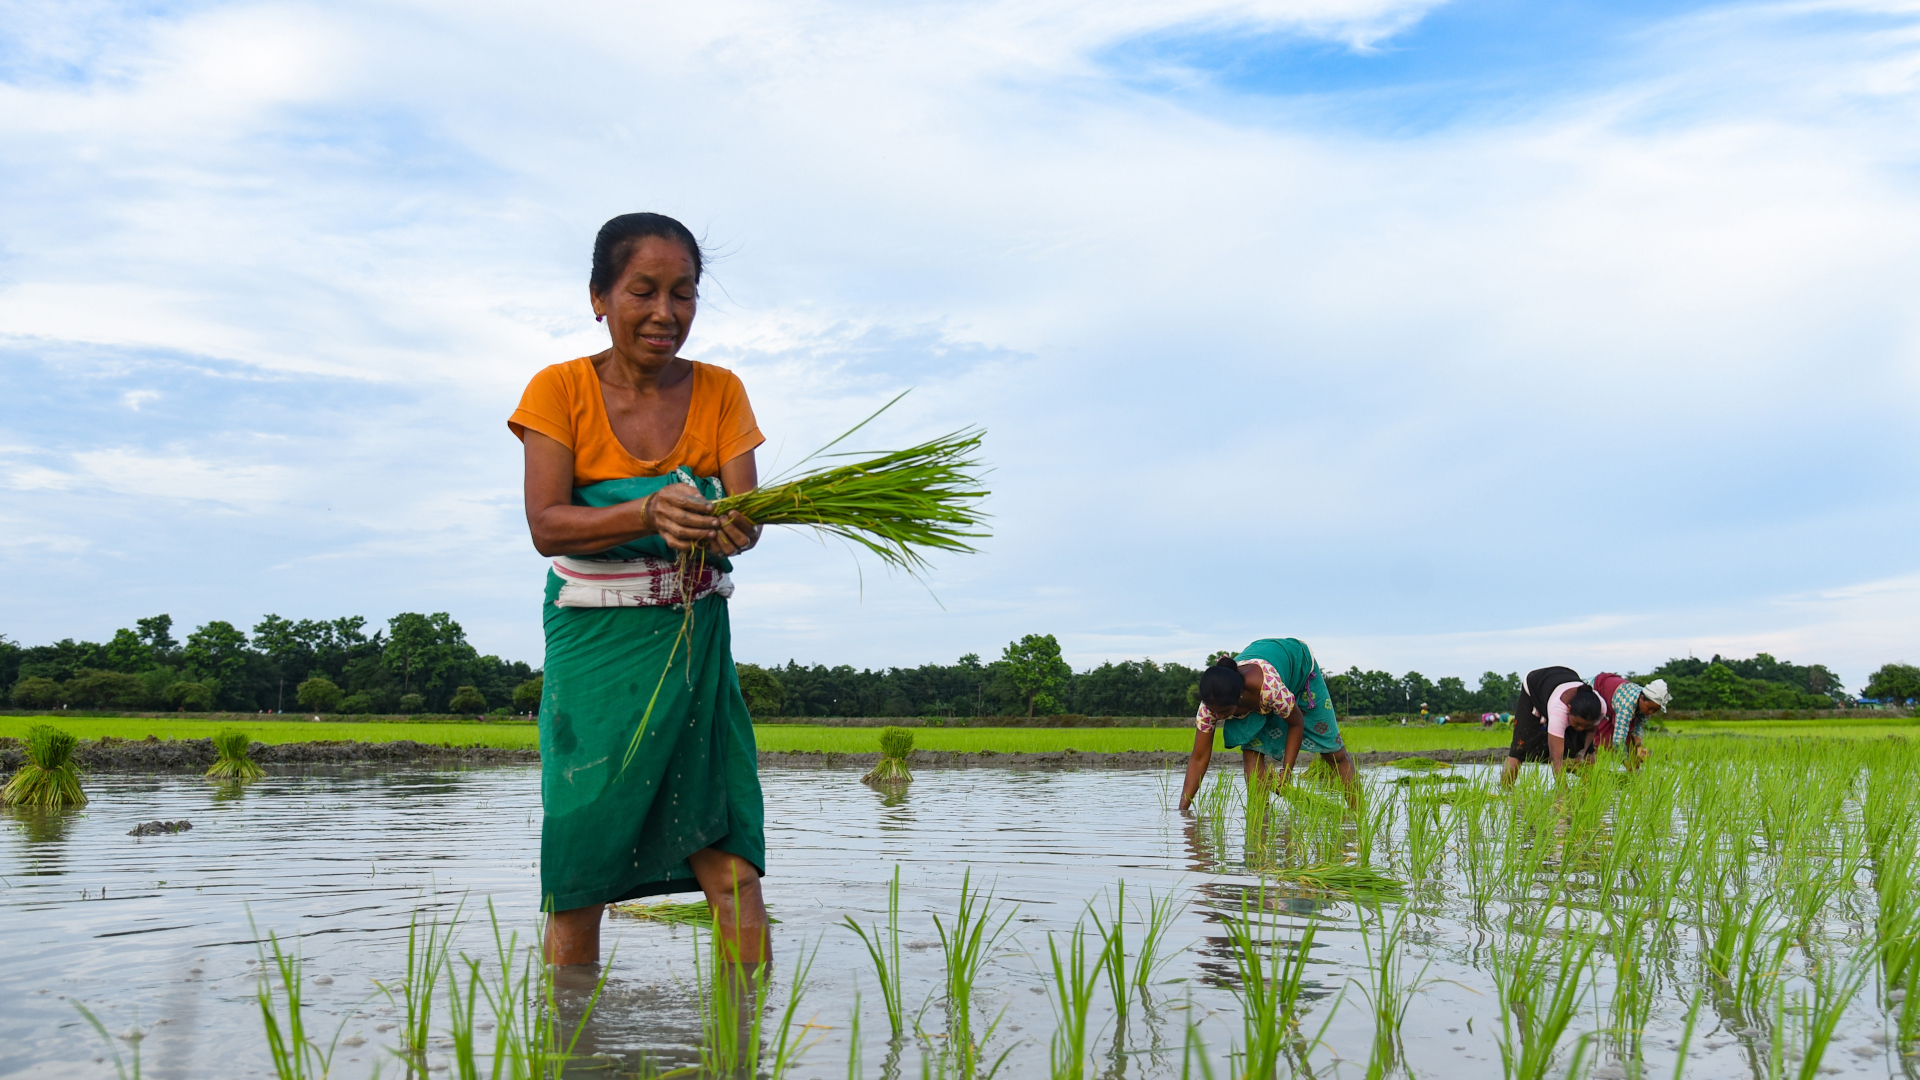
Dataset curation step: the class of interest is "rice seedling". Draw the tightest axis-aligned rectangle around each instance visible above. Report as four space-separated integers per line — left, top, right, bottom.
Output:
843 864 908 1037
1130 885 1183 1007
72 1000 142 1080
206 728 265 781
1787 948 1871 1080
1492 901 1599 1080
931 868 1017 1074
1 724 85 807
1263 862 1406 900
1044 920 1102 1080
255 931 350 1080
373 902 461 1073
1356 904 1426 1078
1219 886 1318 1079
1088 881 1131 1018
862 726 915 785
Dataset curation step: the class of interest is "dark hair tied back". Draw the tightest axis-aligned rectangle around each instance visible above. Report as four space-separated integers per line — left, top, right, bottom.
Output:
1198 654 1245 710
591 213 704 298
1569 686 1603 724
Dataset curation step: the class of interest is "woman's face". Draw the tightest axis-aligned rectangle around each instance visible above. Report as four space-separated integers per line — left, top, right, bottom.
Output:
594 236 698 366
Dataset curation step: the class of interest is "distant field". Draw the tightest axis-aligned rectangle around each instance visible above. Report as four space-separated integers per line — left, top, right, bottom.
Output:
5 715 1907 755
0 717 1508 754
0 717 540 749
1664 716 1920 740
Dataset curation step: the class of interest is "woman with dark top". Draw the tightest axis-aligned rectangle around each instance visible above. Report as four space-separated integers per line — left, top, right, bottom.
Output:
1176 638 1358 812
509 213 769 967
1501 665 1603 784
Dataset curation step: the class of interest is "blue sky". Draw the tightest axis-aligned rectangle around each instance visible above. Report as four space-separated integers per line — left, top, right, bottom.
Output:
2 0 1917 689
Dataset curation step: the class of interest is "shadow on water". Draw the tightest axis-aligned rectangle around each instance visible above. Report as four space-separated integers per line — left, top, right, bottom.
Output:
5 805 78 852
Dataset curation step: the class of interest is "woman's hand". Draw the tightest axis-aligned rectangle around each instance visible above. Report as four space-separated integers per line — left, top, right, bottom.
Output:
646 484 761 555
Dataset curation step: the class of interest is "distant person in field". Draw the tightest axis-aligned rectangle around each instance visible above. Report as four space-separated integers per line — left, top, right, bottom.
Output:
1177 639 1358 811
1589 673 1671 770
1502 666 1603 784
510 212 769 968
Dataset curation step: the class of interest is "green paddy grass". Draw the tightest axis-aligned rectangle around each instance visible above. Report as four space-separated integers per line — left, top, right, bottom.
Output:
1664 714 1920 739
3 714 1908 755
0 717 1508 754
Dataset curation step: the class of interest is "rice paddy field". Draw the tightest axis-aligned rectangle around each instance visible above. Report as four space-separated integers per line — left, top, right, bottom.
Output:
3 734 1919 1078
0 717 1526 754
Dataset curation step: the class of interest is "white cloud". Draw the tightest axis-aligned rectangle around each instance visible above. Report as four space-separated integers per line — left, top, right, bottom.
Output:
0 0 1917 676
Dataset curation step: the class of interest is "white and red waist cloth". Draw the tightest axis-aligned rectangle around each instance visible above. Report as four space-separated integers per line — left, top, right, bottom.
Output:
551 555 735 609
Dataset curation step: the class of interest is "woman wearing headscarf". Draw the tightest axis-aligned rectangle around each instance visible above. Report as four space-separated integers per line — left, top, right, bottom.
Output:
510 213 769 968
1501 666 1604 784
1589 673 1671 770
1176 638 1358 812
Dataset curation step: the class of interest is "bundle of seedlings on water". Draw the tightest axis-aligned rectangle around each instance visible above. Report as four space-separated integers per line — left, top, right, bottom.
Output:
205 728 264 781
1 724 85 808
861 726 915 786
611 898 780 926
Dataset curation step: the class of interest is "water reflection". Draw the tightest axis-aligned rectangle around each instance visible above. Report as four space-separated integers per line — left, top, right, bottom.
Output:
5 805 77 850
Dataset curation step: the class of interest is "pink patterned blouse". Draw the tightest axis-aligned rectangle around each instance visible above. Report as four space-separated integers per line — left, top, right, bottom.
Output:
1195 657 1297 734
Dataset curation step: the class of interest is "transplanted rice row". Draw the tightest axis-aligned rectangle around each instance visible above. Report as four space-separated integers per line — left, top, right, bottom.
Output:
110 734 1920 1078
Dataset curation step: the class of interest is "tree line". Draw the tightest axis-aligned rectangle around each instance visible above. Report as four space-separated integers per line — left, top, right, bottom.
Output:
737 636 1892 718
1 613 536 715
6 615 1910 719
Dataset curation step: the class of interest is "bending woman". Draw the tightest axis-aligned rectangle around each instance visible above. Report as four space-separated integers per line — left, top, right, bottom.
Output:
1176 639 1357 812
1501 666 1602 784
510 213 769 967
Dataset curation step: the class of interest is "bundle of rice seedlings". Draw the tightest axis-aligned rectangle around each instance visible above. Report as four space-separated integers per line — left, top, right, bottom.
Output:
205 728 264 781
621 396 988 774
862 726 914 785
609 899 780 926
1 725 86 808
1268 862 1407 900
709 392 988 574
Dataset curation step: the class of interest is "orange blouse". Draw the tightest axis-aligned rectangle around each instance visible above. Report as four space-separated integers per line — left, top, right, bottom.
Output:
508 358 764 487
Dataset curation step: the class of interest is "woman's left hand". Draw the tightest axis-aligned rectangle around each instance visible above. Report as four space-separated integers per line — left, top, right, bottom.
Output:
706 510 760 557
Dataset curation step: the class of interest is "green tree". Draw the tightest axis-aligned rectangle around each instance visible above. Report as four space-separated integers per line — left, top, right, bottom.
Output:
64 669 147 708
164 680 216 711
386 612 479 707
184 620 250 693
296 675 344 713
339 691 376 715
1001 633 1071 718
103 628 153 672
398 693 425 714
11 676 63 709
511 676 544 714
735 664 784 718
136 614 178 656
1865 663 1920 704
448 685 487 714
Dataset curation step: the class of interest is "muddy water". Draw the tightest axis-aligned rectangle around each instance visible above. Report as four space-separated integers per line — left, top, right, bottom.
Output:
0 766 1904 1079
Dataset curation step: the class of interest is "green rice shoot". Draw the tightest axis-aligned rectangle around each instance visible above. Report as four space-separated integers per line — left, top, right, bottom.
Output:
206 728 265 781
1 724 86 808
862 726 914 785
1393 756 1450 771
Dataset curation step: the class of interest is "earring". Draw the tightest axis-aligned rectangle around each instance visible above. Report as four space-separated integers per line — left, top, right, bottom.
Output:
596 314 604 322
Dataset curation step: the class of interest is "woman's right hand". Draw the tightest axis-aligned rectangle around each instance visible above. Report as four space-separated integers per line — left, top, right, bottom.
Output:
645 483 729 550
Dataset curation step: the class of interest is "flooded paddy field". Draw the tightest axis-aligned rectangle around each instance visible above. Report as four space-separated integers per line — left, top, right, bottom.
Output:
2 739 1917 1078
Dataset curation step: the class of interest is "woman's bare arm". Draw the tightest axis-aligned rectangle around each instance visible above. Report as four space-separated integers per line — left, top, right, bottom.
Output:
1178 726 1212 812
523 430 755 556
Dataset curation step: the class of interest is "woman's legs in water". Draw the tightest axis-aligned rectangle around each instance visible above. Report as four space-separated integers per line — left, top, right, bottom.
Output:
545 904 606 966
690 848 771 965
541 848 768 967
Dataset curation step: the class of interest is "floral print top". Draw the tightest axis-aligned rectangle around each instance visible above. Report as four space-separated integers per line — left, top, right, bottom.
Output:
1195 657 1297 734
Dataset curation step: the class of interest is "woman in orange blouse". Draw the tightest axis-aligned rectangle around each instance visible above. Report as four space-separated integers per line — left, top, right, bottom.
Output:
509 213 769 968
